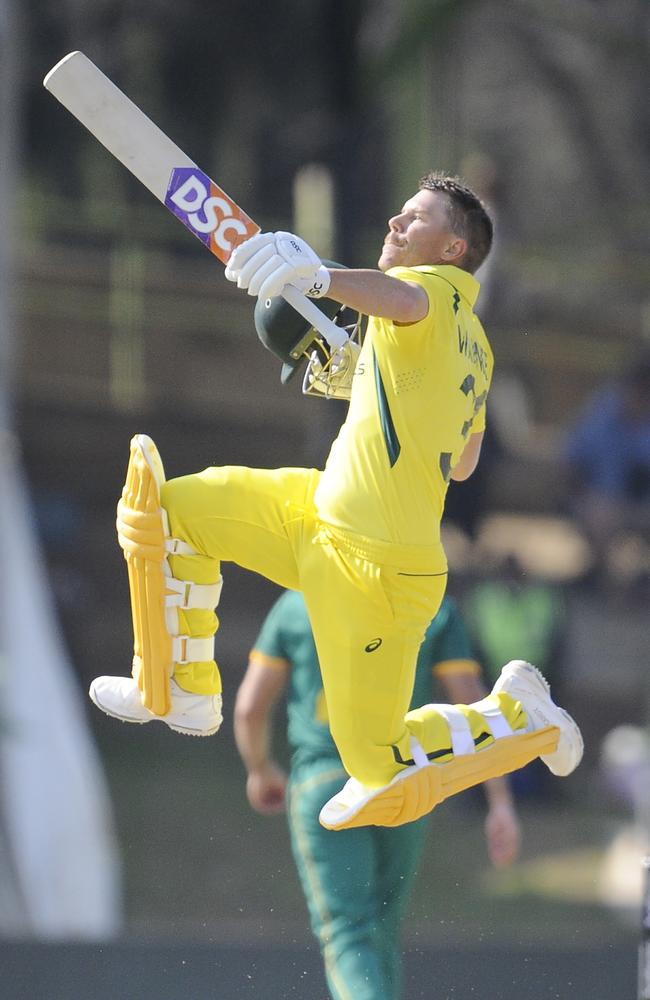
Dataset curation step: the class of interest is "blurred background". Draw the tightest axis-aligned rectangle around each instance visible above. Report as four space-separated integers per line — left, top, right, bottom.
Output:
1 0 649 997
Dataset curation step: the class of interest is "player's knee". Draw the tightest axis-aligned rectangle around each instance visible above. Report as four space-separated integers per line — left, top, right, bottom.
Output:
161 473 216 537
161 466 235 520
161 474 191 516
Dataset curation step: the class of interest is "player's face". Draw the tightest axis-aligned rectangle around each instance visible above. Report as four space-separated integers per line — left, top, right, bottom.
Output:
378 189 462 271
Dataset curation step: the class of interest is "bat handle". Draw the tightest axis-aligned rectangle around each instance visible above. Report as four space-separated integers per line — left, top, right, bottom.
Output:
281 285 349 350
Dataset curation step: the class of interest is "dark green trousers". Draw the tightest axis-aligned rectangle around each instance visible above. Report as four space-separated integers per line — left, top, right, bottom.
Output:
288 756 429 1000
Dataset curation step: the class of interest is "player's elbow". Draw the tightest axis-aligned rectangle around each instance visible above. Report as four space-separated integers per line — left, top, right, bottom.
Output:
234 684 261 726
450 463 476 482
450 456 479 481
234 697 263 727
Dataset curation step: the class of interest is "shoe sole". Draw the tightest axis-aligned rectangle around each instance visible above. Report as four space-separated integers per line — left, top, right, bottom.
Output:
89 684 220 737
494 661 583 776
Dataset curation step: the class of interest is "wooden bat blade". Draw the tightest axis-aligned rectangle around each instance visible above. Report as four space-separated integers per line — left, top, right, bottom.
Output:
43 51 348 346
44 51 194 202
43 51 259 262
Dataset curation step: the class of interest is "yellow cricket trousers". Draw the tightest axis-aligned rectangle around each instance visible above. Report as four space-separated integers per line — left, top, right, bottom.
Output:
161 464 449 787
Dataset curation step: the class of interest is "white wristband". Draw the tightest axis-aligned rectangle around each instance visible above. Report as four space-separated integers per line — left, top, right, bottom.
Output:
306 265 331 298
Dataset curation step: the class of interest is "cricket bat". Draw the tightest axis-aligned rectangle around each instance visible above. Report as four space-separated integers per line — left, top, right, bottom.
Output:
43 51 347 349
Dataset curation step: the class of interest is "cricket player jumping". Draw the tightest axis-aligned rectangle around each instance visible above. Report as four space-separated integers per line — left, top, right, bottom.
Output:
90 172 583 829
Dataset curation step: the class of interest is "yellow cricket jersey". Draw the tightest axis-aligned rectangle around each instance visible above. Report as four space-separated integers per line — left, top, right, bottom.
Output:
314 264 493 560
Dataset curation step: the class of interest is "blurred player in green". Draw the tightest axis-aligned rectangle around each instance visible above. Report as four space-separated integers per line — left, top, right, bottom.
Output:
234 591 520 1000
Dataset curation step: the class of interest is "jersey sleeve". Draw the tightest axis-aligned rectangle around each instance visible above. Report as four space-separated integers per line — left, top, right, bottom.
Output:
384 266 446 341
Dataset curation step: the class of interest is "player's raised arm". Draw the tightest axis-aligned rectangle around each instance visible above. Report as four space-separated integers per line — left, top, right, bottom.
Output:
325 268 429 324
226 231 430 324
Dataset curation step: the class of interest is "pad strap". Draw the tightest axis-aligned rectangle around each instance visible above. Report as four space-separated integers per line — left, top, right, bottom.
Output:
427 703 476 757
470 696 515 739
172 636 215 664
410 736 430 769
166 537 198 556
165 576 223 610
164 577 224 636
161 510 198 556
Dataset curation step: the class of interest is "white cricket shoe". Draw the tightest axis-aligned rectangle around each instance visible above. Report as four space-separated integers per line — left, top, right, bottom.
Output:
89 675 222 737
492 660 583 776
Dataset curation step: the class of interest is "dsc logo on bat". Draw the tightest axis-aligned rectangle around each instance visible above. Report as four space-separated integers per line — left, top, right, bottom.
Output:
165 167 259 262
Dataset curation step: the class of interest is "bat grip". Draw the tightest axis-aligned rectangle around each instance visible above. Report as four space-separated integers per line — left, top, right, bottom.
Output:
281 285 348 350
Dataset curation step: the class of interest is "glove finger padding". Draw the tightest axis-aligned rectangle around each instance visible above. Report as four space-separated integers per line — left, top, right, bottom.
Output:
248 255 289 298
228 230 331 300
225 231 275 280
236 243 277 290
256 260 297 300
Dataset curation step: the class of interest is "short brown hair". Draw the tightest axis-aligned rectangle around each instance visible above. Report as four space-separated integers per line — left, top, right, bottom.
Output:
418 171 493 274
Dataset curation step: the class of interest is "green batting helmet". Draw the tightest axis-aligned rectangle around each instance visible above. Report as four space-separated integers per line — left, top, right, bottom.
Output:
254 261 347 384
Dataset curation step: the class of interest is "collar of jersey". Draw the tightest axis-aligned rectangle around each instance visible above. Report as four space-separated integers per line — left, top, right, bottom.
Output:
404 264 480 308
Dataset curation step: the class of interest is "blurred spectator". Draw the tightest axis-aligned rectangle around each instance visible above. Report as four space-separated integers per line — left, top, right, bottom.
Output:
597 725 650 920
463 555 566 687
563 356 650 587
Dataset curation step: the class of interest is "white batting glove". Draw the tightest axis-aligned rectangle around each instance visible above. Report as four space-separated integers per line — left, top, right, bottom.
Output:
224 232 274 282
225 231 331 300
